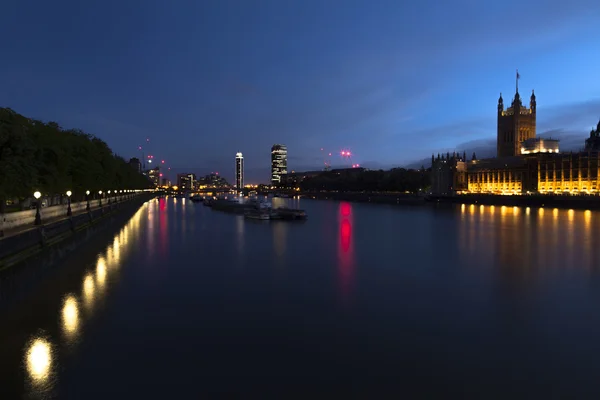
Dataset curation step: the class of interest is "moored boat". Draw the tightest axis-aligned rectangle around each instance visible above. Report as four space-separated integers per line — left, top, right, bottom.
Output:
271 207 307 220
245 209 270 220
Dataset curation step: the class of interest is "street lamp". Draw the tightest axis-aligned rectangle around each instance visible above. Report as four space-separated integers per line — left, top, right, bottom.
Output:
66 190 72 216
107 190 111 205
86 190 91 211
34 191 42 225
98 190 103 207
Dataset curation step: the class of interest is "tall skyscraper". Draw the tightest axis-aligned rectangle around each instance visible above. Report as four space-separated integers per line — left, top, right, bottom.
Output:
497 71 536 158
235 152 244 190
270 144 288 185
129 157 142 173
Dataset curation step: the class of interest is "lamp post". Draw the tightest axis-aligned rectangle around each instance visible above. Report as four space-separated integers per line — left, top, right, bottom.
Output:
98 190 103 207
34 191 42 225
86 190 91 211
66 191 72 216
107 190 111 205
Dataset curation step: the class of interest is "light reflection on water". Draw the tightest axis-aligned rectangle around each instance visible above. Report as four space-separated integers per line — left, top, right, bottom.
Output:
6 198 600 398
25 337 52 385
61 295 79 341
458 204 597 278
18 203 147 397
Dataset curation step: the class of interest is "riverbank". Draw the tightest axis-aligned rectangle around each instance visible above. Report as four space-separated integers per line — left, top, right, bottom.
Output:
300 191 600 211
0 193 156 306
427 194 600 210
299 191 425 205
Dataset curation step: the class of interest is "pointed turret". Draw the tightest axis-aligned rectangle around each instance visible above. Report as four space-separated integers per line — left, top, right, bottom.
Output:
463 151 466 161
530 90 536 113
498 93 504 114
472 152 477 161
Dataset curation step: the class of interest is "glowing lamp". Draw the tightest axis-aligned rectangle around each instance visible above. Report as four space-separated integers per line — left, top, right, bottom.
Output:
66 191 72 197
34 191 41 199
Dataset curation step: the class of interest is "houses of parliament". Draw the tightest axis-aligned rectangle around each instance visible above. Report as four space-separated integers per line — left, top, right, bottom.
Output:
431 73 600 196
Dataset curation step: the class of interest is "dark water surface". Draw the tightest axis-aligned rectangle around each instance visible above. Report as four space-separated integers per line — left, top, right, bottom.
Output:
2 197 600 398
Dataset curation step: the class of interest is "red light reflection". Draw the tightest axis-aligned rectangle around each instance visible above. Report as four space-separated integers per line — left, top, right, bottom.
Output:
338 202 355 305
158 198 168 256
341 202 351 217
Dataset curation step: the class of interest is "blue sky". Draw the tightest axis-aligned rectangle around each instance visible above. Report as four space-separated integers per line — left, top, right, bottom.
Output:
1 0 599 183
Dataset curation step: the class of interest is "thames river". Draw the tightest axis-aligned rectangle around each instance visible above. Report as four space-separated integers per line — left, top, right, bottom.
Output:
2 197 600 398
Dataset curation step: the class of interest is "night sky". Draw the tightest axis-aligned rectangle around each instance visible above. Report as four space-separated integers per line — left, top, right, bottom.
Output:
1 0 599 183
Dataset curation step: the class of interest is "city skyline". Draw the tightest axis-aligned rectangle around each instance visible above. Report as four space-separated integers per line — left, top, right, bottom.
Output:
1 1 599 183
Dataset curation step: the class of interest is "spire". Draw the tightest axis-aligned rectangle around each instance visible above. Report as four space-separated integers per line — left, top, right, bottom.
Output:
516 69 520 93
530 89 536 112
472 152 477 161
463 151 466 161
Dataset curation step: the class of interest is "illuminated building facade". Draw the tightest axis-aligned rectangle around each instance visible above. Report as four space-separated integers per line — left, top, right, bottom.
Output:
177 173 196 191
431 152 468 195
235 152 244 190
467 157 535 194
535 152 600 194
148 167 160 187
520 137 559 154
271 144 288 185
431 70 600 196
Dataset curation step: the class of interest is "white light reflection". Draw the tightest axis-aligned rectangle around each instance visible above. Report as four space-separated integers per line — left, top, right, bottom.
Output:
96 258 107 294
62 295 79 339
26 338 52 384
83 273 96 312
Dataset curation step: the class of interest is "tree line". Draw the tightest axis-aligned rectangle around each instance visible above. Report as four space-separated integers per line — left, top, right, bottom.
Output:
295 167 431 193
0 107 151 211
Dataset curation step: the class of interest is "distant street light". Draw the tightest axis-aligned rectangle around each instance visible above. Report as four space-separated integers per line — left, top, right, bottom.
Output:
66 191 72 216
86 190 91 211
107 190 111 205
98 190 103 207
33 191 42 225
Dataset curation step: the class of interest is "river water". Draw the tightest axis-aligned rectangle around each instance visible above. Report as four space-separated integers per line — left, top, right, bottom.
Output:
1 197 600 398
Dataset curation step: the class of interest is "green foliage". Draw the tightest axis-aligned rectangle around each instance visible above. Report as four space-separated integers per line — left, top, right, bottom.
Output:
298 168 431 193
0 107 151 203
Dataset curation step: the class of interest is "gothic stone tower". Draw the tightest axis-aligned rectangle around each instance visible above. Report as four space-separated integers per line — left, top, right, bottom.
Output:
497 72 536 158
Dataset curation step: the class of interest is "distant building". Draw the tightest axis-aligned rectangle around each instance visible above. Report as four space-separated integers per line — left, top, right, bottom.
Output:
235 152 244 190
585 120 600 151
129 157 142 173
197 172 229 188
161 178 171 187
431 153 468 195
281 167 366 187
177 173 196 191
271 144 288 185
496 73 536 157
148 167 160 187
431 73 600 196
